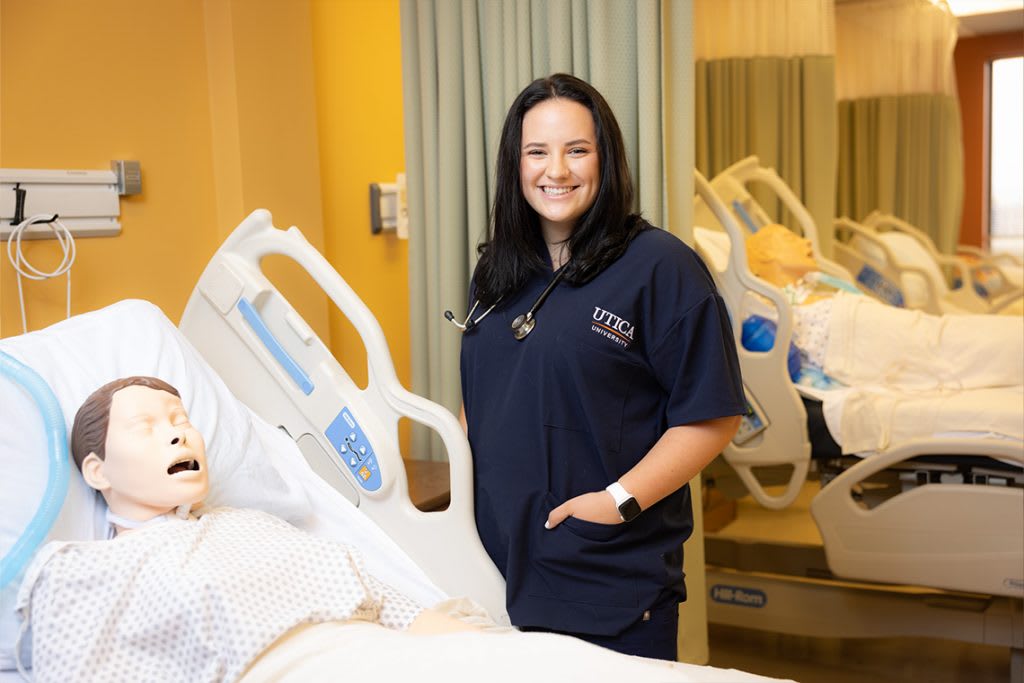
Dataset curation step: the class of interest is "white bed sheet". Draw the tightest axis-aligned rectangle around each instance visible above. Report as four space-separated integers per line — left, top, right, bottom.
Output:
240 619 791 683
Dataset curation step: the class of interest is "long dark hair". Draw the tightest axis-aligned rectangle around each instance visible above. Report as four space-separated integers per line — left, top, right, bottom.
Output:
473 73 643 307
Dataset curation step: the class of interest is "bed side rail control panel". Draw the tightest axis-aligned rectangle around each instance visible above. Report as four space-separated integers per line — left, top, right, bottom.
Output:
325 407 381 491
734 386 769 446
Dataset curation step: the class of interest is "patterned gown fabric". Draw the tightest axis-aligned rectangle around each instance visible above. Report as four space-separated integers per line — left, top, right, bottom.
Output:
17 507 423 682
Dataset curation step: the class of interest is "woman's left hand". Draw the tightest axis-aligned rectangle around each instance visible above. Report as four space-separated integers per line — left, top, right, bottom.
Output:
545 491 621 529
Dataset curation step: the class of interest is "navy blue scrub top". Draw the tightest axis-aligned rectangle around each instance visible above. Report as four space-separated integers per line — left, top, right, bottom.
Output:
460 223 744 636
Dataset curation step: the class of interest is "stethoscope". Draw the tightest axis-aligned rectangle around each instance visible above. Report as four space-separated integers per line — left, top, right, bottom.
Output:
445 268 566 341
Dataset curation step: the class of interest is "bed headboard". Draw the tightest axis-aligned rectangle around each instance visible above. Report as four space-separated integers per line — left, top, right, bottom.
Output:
179 209 507 623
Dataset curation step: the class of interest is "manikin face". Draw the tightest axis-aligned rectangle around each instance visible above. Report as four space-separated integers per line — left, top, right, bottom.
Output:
747 224 818 286
519 98 601 242
82 385 208 522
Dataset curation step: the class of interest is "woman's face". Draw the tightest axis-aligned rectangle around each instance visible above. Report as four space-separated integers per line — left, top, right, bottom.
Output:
519 98 600 241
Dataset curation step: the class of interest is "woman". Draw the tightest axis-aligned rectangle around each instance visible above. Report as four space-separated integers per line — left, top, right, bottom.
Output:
456 73 745 659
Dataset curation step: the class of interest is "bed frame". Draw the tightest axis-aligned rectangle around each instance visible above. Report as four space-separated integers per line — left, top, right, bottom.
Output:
177 210 508 624
692 161 1023 680
833 211 1024 315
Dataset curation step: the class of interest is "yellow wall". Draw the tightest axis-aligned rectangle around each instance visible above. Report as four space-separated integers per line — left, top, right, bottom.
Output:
311 0 410 395
0 0 220 335
0 0 332 341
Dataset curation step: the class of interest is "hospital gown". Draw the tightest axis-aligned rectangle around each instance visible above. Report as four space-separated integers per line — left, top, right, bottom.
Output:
16 507 423 683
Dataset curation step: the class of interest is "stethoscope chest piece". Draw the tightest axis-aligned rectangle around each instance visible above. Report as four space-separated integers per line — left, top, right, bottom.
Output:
511 312 535 340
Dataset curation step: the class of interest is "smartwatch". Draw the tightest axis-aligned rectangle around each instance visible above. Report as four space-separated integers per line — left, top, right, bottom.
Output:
605 482 642 522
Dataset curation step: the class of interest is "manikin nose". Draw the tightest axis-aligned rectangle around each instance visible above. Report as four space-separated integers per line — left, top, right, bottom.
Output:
170 433 186 446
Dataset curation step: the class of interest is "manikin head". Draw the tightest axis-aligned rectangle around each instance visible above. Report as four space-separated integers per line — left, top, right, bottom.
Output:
746 224 819 287
71 377 208 523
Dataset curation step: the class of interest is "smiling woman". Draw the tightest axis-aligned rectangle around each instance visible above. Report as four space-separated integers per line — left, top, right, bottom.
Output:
458 73 746 660
519 98 601 264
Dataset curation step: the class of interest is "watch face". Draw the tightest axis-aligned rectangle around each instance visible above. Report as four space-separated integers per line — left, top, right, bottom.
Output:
618 497 642 522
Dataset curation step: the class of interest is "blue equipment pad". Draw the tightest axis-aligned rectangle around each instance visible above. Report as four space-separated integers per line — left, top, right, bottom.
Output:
325 408 382 492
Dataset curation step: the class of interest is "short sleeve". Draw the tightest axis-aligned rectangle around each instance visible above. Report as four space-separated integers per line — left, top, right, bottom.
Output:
648 292 745 427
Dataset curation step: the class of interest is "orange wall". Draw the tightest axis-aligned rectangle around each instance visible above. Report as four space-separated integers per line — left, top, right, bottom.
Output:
954 30 1024 248
310 0 410 396
0 0 220 335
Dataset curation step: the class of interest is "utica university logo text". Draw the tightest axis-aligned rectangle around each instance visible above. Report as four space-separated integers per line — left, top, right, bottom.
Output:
591 307 634 348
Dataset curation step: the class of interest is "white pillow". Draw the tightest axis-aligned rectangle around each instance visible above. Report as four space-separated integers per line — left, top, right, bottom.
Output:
878 231 947 309
0 299 311 670
694 226 732 273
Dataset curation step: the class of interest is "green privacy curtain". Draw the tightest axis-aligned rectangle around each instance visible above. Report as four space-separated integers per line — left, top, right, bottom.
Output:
399 0 692 454
834 0 963 255
693 0 837 255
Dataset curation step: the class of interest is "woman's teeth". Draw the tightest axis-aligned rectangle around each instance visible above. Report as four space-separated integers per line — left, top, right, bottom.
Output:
542 186 574 196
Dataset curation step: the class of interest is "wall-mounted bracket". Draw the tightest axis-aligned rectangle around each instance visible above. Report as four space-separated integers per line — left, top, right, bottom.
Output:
0 161 142 240
369 172 408 239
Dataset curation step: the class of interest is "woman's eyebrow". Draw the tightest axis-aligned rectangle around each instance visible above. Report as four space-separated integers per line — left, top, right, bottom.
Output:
522 139 593 149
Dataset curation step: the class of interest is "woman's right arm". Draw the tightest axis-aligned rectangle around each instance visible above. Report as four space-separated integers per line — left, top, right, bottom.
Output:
459 403 468 435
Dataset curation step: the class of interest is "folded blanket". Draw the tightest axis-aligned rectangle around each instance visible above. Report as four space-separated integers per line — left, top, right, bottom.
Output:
824 293 1024 391
824 385 1024 454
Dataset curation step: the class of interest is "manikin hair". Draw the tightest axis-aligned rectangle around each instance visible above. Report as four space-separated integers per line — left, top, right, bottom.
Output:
70 376 181 472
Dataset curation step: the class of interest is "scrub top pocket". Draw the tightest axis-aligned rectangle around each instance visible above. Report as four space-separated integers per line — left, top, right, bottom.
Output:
561 514 623 542
525 493 639 609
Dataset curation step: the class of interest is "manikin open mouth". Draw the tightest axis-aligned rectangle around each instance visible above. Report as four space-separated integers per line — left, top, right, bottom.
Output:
167 459 201 475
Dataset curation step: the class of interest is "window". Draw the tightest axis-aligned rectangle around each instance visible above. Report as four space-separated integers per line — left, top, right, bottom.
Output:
989 56 1023 257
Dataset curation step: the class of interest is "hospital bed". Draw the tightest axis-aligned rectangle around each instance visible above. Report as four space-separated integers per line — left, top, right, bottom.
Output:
691 162 1024 679
833 211 1024 315
0 210 784 682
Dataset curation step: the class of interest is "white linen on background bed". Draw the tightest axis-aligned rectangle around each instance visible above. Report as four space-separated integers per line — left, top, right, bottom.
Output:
820 385 1024 454
820 293 1024 452
824 292 1023 391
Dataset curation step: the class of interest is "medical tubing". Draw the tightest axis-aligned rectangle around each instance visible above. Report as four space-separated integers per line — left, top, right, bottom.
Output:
6 214 76 334
0 350 70 588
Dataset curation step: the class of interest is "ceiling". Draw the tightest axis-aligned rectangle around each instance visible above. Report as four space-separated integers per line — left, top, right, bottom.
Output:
948 0 1024 36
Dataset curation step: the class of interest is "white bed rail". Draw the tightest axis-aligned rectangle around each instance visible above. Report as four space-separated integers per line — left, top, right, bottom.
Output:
811 438 1024 598
833 217 941 312
694 171 811 510
179 210 507 622
862 211 1024 314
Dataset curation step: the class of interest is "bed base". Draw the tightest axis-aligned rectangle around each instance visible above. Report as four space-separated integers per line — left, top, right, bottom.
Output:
705 564 1023 682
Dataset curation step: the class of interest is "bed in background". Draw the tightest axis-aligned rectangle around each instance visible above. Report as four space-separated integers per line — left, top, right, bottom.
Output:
834 211 1023 315
691 162 1023 681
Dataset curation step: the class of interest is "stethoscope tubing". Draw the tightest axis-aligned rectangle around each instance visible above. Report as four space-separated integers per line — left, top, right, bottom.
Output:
445 268 566 340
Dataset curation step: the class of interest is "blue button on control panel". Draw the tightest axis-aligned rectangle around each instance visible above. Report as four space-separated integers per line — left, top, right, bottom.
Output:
325 408 381 492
